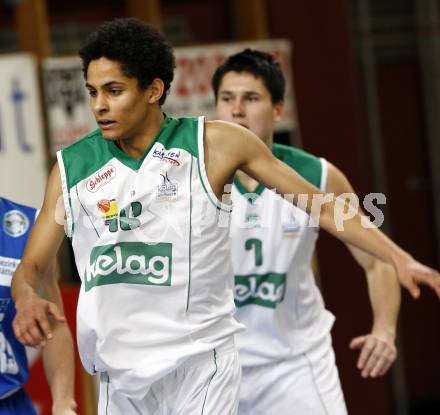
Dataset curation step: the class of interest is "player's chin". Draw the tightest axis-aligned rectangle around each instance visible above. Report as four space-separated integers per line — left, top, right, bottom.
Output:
100 129 120 141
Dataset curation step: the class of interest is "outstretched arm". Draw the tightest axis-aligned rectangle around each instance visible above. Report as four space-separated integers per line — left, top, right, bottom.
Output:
348 251 399 377
12 163 67 347
40 261 77 414
326 162 400 378
205 120 440 298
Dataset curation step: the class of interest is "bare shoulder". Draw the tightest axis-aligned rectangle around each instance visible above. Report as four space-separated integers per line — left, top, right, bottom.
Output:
204 120 265 161
201 120 266 195
205 120 253 147
47 161 62 195
205 119 245 135
40 161 63 216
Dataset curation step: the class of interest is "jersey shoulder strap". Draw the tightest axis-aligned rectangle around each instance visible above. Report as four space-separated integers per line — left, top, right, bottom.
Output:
58 129 113 191
273 143 323 189
157 116 199 157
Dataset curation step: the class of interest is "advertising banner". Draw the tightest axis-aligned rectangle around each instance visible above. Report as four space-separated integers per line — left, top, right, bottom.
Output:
0 54 47 207
164 39 296 131
42 57 96 154
43 39 295 152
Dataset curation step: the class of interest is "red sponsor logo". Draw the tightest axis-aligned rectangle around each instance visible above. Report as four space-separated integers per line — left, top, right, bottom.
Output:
161 157 179 166
86 165 116 192
97 199 111 213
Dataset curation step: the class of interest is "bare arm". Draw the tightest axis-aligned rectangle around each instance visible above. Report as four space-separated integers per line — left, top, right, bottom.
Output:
348 254 399 377
205 120 440 298
40 261 77 414
12 163 67 347
326 162 400 378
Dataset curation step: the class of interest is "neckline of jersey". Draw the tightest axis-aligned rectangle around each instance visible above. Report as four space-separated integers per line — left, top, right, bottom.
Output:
106 114 173 171
233 176 266 201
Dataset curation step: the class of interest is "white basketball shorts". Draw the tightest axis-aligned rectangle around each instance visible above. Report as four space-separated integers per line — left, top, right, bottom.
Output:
238 334 347 415
98 337 241 415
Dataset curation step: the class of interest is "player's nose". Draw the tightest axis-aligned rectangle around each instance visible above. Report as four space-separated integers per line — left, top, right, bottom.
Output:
231 98 245 118
92 92 109 114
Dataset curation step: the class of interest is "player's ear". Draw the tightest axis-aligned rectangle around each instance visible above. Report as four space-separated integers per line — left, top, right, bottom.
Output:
146 78 165 104
273 101 284 122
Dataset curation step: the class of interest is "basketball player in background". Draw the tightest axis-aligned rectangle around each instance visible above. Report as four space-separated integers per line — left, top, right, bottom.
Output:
212 49 400 414
1 196 76 414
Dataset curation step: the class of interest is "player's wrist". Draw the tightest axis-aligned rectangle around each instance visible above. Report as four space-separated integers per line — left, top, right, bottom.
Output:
371 324 396 342
390 249 412 271
52 397 77 414
12 285 39 309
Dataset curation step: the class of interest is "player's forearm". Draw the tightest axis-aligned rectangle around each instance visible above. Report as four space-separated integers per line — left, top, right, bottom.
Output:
258 158 408 266
42 323 76 409
11 262 42 303
319 197 409 267
367 261 401 336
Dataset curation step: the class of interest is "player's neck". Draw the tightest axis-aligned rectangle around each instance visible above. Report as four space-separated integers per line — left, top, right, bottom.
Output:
262 135 273 151
117 110 164 159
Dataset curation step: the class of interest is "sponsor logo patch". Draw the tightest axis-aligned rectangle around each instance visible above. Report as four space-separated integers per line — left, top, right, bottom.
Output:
84 242 172 291
282 222 301 233
3 210 29 238
86 165 116 193
282 217 305 238
97 199 119 225
152 147 181 166
245 212 261 228
157 172 178 201
234 273 286 309
0 256 20 280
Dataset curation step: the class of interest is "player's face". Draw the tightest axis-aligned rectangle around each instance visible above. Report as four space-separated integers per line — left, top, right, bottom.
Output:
215 71 283 145
85 57 151 142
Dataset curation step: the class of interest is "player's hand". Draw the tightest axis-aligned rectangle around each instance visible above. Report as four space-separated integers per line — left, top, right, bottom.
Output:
349 331 397 378
52 399 77 415
393 253 440 299
13 291 66 347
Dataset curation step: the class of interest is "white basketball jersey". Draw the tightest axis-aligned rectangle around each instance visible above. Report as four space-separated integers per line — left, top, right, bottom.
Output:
57 116 243 399
231 143 335 367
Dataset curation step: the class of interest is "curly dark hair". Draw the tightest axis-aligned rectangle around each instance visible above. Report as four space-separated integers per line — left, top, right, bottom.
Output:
212 49 285 104
79 18 175 105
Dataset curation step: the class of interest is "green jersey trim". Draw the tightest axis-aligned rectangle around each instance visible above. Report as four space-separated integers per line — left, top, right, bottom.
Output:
233 176 265 200
60 115 200 189
232 144 322 203
186 157 194 312
156 116 199 157
272 143 322 189
107 115 186 171
60 129 114 190
196 117 232 213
